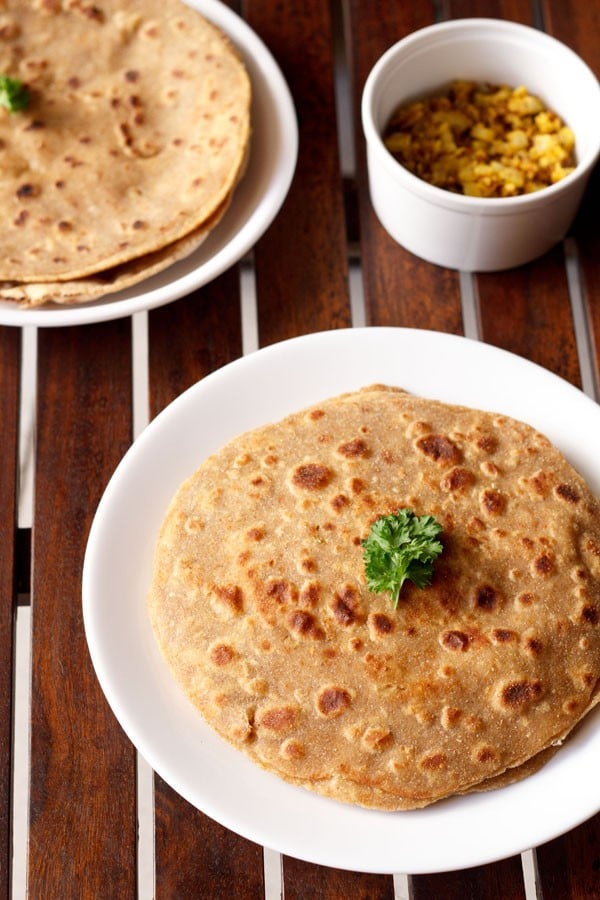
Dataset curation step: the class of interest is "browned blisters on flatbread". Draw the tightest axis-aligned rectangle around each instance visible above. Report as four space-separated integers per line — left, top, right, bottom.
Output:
292 463 332 491
368 612 394 638
330 493 349 512
533 553 555 576
580 604 599 625
209 583 244 615
148 385 600 811
442 466 475 492
556 483 580 503
524 469 554 497
337 438 370 459
491 628 517 644
280 737 305 760
16 183 40 199
288 609 325 640
497 679 543 710
362 726 393 752
209 643 236 665
349 477 365 494
316 686 351 718
416 433 461 465
475 433 498 453
265 578 297 605
419 752 447 771
480 488 506 515
331 584 364 626
475 745 498 764
441 706 462 728
257 705 298 732
475 584 501 611
0 20 20 39
441 629 470 651
524 635 543 655
298 580 321 608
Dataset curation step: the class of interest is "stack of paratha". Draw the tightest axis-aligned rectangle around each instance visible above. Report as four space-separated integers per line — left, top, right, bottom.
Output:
148 385 600 809
0 0 250 307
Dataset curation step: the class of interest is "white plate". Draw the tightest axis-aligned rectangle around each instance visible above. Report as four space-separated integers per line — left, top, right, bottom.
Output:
0 0 297 328
83 327 600 874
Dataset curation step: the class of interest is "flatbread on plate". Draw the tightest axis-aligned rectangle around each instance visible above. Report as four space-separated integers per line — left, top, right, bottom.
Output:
148 386 600 809
0 0 250 283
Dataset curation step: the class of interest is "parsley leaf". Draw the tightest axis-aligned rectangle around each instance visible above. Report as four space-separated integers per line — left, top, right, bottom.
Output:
362 508 443 607
0 76 30 113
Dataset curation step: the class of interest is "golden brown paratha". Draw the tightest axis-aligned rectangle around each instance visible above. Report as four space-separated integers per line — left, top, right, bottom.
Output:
0 0 250 282
148 385 600 810
0 192 231 307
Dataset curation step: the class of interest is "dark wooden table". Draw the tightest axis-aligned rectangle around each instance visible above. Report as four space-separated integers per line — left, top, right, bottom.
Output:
2 0 600 897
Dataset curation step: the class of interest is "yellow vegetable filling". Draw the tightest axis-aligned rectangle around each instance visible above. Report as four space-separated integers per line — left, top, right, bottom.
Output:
383 80 576 197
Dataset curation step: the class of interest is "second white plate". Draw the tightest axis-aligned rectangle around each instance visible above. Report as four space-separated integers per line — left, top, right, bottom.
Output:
0 0 297 328
83 327 600 874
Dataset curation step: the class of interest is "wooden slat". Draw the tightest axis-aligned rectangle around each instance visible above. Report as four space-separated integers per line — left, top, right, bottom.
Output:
476 246 581 386
536 820 600 899
282 858 395 900
514 4 600 897
410 860 526 900
244 0 351 346
543 0 600 395
349 0 464 333
441 0 531 21
0 326 20 899
28 322 137 898
149 277 265 897
148 271 244 414
572 165 600 395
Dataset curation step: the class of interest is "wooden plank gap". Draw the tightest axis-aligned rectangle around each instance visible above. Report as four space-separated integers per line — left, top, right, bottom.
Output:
11 604 31 900
17 326 36 532
349 257 367 329
131 311 155 899
393 871 412 900
132 311 150 437
15 529 31 601
137 754 155 900
241 256 260 356
332 0 356 179
459 270 481 341
263 846 284 900
564 237 598 400
521 848 542 900
532 0 546 31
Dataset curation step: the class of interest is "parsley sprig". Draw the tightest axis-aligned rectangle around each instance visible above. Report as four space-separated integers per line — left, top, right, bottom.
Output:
362 508 443 607
0 75 30 113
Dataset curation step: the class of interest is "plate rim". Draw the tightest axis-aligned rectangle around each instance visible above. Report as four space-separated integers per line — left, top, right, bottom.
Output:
0 0 298 328
83 326 600 874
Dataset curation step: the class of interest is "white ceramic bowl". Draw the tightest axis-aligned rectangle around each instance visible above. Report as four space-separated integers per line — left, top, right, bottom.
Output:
361 18 600 271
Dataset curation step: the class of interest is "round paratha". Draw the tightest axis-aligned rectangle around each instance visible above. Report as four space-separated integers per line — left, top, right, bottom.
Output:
148 385 600 809
0 192 231 307
0 0 250 282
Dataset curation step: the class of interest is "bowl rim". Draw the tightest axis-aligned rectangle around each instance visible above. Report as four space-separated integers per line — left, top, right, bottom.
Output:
361 17 600 212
